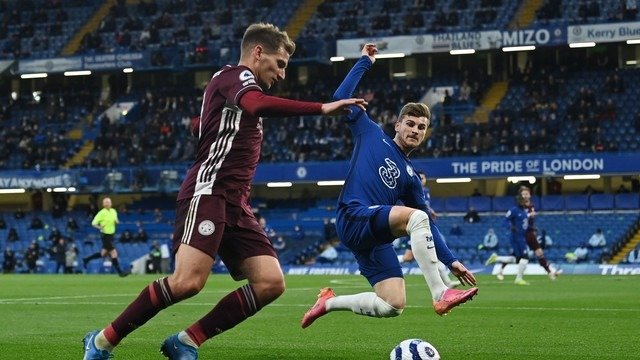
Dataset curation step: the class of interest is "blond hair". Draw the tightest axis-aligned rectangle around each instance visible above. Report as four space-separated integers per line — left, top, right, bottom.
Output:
241 23 295 58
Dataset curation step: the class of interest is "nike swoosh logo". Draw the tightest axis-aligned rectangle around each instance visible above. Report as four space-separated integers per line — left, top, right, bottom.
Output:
427 245 435 249
382 139 392 147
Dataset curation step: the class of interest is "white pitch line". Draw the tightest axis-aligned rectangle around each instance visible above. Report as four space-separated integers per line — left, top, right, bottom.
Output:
0 298 637 313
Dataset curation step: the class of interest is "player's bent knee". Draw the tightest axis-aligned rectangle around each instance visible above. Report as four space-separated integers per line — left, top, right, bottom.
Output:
406 210 430 234
375 297 404 317
252 278 285 303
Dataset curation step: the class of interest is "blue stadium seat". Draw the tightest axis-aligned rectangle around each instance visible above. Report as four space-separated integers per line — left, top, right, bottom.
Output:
590 194 614 210
540 195 564 211
492 196 513 212
445 197 469 212
615 193 640 209
429 197 445 212
468 196 492 212
565 195 590 211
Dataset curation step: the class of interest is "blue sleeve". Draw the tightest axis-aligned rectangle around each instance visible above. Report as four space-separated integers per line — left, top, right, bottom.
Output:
431 221 457 267
333 56 372 121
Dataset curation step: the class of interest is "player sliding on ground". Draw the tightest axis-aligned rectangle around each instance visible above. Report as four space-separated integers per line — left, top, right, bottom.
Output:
301 44 478 329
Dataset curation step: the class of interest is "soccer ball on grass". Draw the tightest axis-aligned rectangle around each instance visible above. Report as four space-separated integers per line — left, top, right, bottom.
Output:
390 338 440 360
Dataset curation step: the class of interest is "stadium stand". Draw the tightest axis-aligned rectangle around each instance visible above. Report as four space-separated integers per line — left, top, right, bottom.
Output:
1 0 639 274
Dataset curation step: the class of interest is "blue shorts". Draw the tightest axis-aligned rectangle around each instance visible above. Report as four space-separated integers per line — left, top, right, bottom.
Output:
510 233 529 259
336 204 402 286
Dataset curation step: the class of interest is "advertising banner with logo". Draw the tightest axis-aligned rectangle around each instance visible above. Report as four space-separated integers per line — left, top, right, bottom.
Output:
254 153 640 183
336 26 566 58
18 57 83 73
568 21 640 43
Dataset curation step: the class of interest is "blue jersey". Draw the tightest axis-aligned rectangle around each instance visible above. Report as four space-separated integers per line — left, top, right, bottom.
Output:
505 205 529 256
333 56 455 267
335 57 427 213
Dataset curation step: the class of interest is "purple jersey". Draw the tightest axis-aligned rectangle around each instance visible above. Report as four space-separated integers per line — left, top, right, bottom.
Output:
178 65 263 205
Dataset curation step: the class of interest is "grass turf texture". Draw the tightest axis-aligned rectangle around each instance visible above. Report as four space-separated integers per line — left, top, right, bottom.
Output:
0 274 638 359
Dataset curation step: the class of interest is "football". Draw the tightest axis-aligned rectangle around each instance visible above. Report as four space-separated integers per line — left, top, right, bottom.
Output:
390 338 441 360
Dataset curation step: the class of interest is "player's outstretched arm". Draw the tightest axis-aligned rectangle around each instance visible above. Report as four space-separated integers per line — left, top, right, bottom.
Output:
321 98 367 116
332 43 377 101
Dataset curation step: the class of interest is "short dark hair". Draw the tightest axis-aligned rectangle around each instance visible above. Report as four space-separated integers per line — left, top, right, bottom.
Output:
241 23 295 58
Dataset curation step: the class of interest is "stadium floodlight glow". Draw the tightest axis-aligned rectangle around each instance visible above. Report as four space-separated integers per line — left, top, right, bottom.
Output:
507 176 536 184
376 52 405 59
266 182 293 188
392 72 407 78
435 177 472 183
330 56 345 62
569 42 596 48
563 174 601 180
64 70 92 76
450 49 475 55
67 187 77 192
0 188 26 194
20 73 48 79
626 39 640 44
502 45 535 52
123 68 134 73
626 60 638 65
317 180 345 186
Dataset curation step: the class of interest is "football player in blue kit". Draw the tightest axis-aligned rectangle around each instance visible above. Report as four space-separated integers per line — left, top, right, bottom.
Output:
301 44 478 329
485 186 536 284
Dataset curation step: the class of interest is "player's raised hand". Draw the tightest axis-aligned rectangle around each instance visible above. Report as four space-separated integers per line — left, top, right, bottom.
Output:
321 98 367 116
449 260 477 286
362 43 377 63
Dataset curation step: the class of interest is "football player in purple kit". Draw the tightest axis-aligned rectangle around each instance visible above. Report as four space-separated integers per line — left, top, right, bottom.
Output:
82 22 366 360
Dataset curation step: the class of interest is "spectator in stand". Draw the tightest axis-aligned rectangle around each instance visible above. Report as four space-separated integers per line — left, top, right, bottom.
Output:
25 241 40 273
14 208 25 219
148 241 162 274
134 227 149 243
29 216 44 229
50 237 67 274
119 230 133 243
0 216 5 229
463 207 481 223
3 247 16 273
7 227 19 242
67 217 79 234
450 224 463 236
323 218 338 242
316 239 339 264
587 228 606 248
479 228 498 251
271 236 286 251
628 247 640 264
292 224 305 242
567 242 589 263
65 244 78 274
258 215 277 243
616 184 630 194
49 227 63 243
153 208 164 223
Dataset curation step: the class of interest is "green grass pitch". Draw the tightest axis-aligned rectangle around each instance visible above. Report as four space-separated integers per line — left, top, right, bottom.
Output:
1 274 639 359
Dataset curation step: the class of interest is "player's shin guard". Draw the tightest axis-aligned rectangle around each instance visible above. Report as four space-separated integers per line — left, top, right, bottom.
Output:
186 284 262 346
516 258 529 281
537 256 552 273
407 210 447 300
105 277 176 346
326 292 402 317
